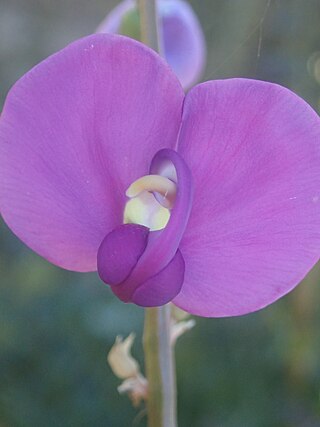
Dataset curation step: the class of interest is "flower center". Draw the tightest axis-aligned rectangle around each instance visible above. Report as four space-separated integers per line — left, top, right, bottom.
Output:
97 149 193 307
123 174 177 231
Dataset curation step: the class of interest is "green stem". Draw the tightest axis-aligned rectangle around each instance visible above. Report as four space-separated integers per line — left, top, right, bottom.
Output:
143 305 177 427
137 2 177 426
137 0 163 54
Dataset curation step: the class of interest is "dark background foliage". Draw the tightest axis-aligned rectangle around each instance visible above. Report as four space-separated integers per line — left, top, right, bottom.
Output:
1 1 320 426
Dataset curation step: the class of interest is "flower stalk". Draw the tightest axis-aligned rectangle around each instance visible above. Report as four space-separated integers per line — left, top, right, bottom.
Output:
137 2 177 426
137 0 163 54
143 305 177 427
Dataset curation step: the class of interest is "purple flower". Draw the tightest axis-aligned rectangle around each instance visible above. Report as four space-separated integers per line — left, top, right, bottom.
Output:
96 0 206 89
1 34 320 317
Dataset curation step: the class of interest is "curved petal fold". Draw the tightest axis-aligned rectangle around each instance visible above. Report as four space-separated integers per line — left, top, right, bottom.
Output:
0 34 184 271
175 78 320 317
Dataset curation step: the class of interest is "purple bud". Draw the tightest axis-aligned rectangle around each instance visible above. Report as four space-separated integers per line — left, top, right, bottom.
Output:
96 0 206 89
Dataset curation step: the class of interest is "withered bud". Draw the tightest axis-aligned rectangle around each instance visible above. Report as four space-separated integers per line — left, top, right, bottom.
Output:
107 333 140 379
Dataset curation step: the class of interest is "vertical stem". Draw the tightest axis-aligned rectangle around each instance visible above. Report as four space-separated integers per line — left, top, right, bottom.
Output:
137 2 177 426
143 305 177 427
138 0 163 54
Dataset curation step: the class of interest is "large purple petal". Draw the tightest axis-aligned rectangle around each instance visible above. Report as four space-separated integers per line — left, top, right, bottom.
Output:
0 34 184 272
175 79 320 317
97 0 206 89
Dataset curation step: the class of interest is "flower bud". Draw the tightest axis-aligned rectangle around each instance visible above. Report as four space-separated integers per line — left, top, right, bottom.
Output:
107 333 140 379
96 0 206 89
118 375 148 407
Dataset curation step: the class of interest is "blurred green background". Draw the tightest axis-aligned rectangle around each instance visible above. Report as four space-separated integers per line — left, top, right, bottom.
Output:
1 0 320 426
